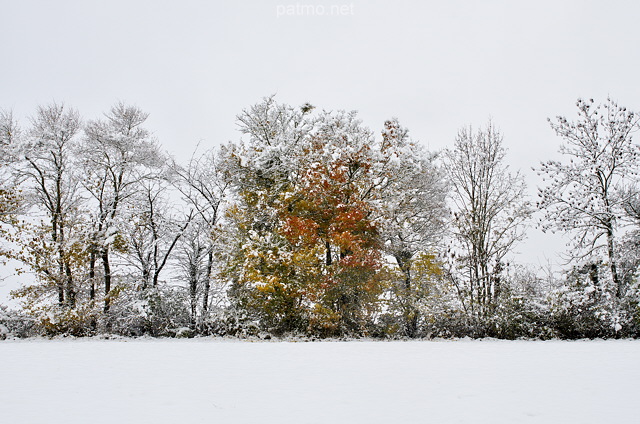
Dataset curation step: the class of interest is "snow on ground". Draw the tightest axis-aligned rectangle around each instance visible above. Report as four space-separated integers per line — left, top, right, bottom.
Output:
0 338 638 424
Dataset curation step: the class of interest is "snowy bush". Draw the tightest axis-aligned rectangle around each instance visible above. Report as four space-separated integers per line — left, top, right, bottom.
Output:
107 285 191 337
0 304 37 338
37 304 99 337
547 264 622 338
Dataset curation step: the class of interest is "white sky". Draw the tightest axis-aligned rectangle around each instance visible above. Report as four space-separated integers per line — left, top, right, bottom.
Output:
3 0 640 301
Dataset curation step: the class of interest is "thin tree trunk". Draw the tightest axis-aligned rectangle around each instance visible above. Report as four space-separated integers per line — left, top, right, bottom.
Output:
89 250 96 300
141 267 149 291
56 246 65 305
64 262 75 308
202 249 213 313
469 266 474 318
189 264 198 329
52 220 65 305
151 214 191 288
102 248 112 313
606 227 621 297
493 265 501 307
396 253 417 338
62 220 74 307
407 313 418 338
56 275 65 305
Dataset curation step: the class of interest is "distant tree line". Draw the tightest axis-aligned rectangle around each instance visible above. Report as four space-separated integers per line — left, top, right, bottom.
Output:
1 96 640 339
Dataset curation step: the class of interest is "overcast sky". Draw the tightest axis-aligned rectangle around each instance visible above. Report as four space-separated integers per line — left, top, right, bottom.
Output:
3 0 640 300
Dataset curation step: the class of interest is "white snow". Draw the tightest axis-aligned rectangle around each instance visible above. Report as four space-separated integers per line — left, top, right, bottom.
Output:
0 338 638 424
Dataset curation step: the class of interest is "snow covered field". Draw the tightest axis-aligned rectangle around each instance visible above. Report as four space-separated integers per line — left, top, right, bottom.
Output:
1 339 638 424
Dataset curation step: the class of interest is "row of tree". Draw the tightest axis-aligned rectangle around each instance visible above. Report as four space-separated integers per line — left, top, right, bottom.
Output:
1 96 640 339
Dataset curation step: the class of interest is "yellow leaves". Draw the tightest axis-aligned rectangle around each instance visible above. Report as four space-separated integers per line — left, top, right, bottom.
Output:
291 245 323 267
412 252 443 279
225 203 250 234
31 302 98 337
0 186 21 227
256 276 280 293
111 233 128 254
11 283 55 307
308 304 341 337
105 285 124 305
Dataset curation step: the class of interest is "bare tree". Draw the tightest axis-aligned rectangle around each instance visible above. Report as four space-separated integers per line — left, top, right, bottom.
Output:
81 102 162 312
123 177 192 290
17 103 84 308
170 148 230 323
174 218 210 329
444 121 529 319
537 98 640 298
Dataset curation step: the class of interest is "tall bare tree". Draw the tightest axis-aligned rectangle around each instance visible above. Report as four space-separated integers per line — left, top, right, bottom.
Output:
18 103 84 308
81 102 162 312
170 148 230 324
124 177 192 290
444 121 529 319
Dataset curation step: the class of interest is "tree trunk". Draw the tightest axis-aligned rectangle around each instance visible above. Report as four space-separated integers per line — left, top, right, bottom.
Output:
189 263 198 329
406 312 418 338
152 269 159 288
202 249 213 314
606 227 621 298
89 250 96 300
492 262 502 307
395 252 417 338
56 240 65 305
469 266 475 318
325 240 332 266
52 220 65 305
102 248 112 313
56 276 65 305
64 262 75 308
141 264 150 291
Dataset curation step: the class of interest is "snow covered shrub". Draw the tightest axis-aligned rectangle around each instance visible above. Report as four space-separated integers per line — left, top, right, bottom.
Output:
10 301 98 337
614 276 640 337
107 285 191 337
212 306 264 338
37 304 99 337
483 268 554 339
10 281 99 336
0 304 35 338
194 306 232 336
614 237 640 336
548 263 618 338
140 287 191 337
485 294 552 339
